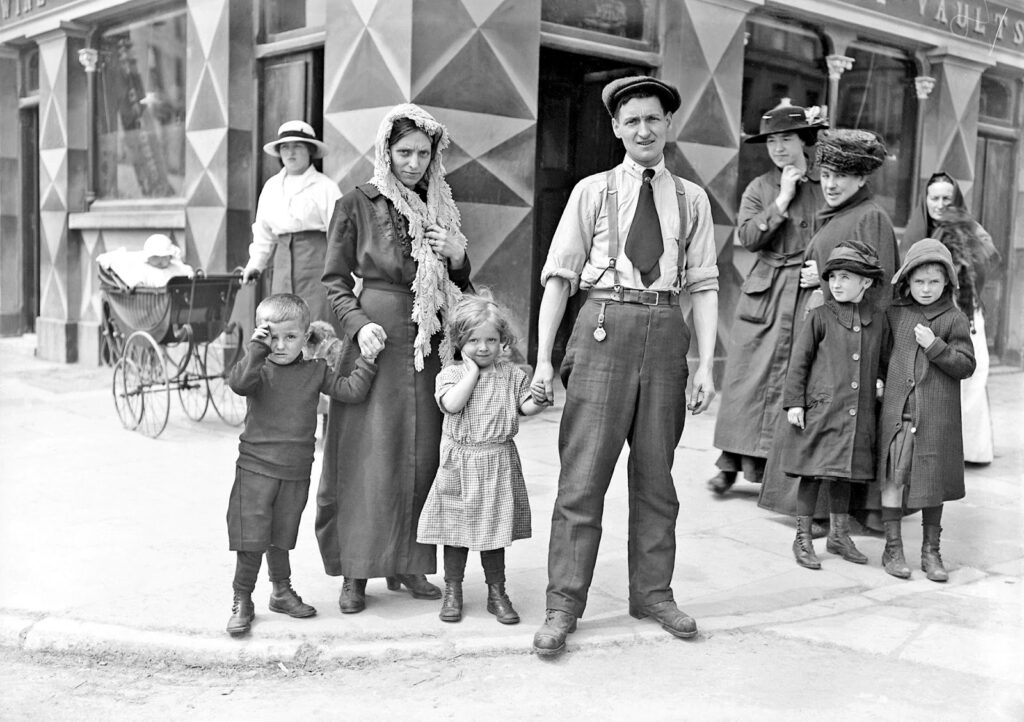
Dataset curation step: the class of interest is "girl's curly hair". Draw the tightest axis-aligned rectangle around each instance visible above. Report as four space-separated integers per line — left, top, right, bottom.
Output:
447 290 517 355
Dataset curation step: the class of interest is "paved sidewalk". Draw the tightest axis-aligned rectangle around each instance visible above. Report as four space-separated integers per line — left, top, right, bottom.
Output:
1 335 1022 677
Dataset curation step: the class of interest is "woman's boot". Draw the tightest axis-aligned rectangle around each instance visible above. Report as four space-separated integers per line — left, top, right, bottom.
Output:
825 513 868 564
486 583 520 624
338 577 367 613
921 524 949 582
439 581 463 622
792 516 821 570
882 521 911 579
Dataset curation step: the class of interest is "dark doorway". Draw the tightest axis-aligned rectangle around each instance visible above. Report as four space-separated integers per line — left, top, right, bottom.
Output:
20 106 39 334
973 134 1015 357
531 48 647 365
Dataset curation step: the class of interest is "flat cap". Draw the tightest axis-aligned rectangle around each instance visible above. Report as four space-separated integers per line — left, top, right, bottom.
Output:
602 75 681 117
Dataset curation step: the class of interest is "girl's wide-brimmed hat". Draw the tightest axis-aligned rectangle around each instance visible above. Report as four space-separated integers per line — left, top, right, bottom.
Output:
263 120 328 159
892 238 959 289
815 129 886 176
821 239 885 282
743 99 827 144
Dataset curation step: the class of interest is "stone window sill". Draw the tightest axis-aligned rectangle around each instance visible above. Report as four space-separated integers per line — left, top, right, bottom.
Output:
68 202 186 230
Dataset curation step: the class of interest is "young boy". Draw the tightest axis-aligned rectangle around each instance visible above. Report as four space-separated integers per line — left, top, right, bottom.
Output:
876 239 975 581
776 240 887 570
226 293 378 636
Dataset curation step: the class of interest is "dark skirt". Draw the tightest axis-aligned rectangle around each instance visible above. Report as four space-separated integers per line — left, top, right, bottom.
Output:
272 230 341 337
315 285 441 578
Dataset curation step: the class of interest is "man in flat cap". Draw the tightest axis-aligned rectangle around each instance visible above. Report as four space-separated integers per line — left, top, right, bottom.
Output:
530 75 719 657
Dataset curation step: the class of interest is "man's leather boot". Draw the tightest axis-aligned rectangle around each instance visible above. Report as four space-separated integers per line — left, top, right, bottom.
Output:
439 581 463 622
269 579 317 618
486 583 520 625
227 592 255 636
532 609 577 658
793 515 822 569
338 577 367 613
921 524 949 582
629 600 698 639
826 513 868 564
882 521 912 579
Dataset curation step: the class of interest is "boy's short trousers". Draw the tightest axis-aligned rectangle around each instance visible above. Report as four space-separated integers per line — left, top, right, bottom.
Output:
227 467 310 552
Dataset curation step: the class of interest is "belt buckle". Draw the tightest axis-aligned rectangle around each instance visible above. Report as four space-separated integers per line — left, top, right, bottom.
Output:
611 285 624 302
638 290 659 306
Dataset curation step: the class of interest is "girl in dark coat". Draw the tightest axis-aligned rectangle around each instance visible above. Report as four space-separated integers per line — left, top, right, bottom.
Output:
776 241 886 569
876 239 976 582
316 104 473 613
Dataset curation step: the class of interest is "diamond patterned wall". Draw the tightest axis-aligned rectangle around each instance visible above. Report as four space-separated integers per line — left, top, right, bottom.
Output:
323 0 540 353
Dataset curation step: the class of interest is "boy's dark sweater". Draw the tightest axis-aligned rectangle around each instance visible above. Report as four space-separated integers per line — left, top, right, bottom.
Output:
228 341 376 480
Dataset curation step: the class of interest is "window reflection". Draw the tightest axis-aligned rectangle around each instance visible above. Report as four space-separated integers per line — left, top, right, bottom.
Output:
542 0 647 40
96 9 186 200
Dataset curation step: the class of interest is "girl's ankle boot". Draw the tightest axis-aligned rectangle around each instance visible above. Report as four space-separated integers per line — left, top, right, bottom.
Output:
921 524 948 582
792 516 821 569
486 583 520 624
882 521 911 579
439 581 463 622
825 513 868 564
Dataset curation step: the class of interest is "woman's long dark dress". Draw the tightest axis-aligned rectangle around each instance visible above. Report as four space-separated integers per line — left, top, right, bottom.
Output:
315 183 472 578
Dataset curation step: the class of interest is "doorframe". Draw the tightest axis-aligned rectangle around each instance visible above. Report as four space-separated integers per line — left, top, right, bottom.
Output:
19 98 40 334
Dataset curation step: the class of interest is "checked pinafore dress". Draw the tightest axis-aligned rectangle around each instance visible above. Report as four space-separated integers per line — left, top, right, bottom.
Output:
416 360 532 551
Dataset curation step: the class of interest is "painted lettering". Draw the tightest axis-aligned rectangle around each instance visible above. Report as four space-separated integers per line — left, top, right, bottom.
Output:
918 0 928 16
995 11 1008 40
954 2 968 29
935 1 948 25
973 5 985 34
1014 19 1024 44
1 0 10 21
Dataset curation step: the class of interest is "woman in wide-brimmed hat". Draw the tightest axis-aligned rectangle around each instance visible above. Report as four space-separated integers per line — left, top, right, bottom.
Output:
759 128 900 530
315 104 474 614
242 120 342 335
709 100 826 496
903 172 999 464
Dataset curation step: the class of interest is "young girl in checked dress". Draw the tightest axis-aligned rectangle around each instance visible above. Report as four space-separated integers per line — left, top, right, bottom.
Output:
417 294 549 624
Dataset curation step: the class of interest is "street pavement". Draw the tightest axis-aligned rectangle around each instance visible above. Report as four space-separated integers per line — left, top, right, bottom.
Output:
0 334 1022 683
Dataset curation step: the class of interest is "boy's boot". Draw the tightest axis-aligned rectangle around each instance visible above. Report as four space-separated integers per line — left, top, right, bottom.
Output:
921 524 949 582
439 582 463 623
338 577 367 614
882 520 912 579
227 592 255 636
486 583 520 625
269 579 317 618
792 516 821 569
825 513 868 564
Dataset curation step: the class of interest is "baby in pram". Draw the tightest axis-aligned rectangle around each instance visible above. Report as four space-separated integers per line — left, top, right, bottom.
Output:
97 234 194 289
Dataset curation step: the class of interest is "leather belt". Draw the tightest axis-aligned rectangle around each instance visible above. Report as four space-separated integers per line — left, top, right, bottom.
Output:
588 287 678 306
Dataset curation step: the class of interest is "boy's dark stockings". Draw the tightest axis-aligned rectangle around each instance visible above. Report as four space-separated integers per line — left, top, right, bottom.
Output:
265 545 291 582
796 478 852 516
443 546 505 583
232 551 262 594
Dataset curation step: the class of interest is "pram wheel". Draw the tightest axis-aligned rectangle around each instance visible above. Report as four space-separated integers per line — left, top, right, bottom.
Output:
166 331 209 422
112 357 142 430
124 331 170 438
206 324 245 426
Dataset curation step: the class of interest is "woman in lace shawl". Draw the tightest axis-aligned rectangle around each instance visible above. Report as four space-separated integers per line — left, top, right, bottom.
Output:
316 105 473 613
903 171 1000 464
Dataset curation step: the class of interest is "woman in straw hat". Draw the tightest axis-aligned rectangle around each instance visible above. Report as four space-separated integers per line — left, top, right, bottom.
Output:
709 100 825 496
315 104 473 614
242 120 342 335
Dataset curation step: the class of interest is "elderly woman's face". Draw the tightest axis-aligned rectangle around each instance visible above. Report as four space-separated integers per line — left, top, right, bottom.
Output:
279 141 312 175
819 167 865 207
390 130 432 189
926 180 956 222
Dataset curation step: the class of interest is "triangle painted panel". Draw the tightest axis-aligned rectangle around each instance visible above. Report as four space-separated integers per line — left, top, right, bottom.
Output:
41 273 66 318
326 107 394 155
334 32 408 111
351 0 381 25
413 34 532 119
366 0 413 92
477 0 540 117
38 40 65 93
460 0 507 25
187 67 227 131
446 159 529 207
432 107 534 158
457 201 530 269
40 99 67 151
337 156 376 194
942 65 981 123
188 172 226 207
941 130 973 180
442 141 473 174
678 81 735 147
321 126 363 182
476 126 537 205
190 0 226 59
40 186 66 212
684 0 745 73
411 0 477 98
188 128 227 170
705 154 739 224
676 142 737 186
324 5 370 109
39 149 67 193
40 210 68 263
186 207 227 267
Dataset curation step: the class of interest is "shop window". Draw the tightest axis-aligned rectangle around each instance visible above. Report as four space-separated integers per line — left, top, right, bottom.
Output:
835 45 916 226
95 8 187 200
542 0 656 48
20 47 38 97
979 75 1016 126
738 17 827 195
263 0 326 41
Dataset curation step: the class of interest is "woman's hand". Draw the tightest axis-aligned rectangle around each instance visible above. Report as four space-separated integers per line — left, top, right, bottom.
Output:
241 265 261 284
357 323 387 358
776 165 804 211
800 259 819 289
425 224 466 268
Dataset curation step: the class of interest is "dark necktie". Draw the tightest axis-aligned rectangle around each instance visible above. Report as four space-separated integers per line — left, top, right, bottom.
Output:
625 168 662 286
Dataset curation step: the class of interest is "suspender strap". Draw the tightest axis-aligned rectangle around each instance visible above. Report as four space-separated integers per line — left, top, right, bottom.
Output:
674 176 691 288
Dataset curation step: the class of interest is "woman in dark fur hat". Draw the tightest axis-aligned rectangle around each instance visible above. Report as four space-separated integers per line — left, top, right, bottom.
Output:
903 172 1000 464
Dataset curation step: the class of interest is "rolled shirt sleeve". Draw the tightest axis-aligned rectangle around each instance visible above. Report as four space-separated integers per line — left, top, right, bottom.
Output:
539 178 601 295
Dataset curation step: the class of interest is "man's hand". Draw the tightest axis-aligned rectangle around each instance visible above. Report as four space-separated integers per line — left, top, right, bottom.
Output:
687 366 715 415
530 360 556 407
787 407 805 429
